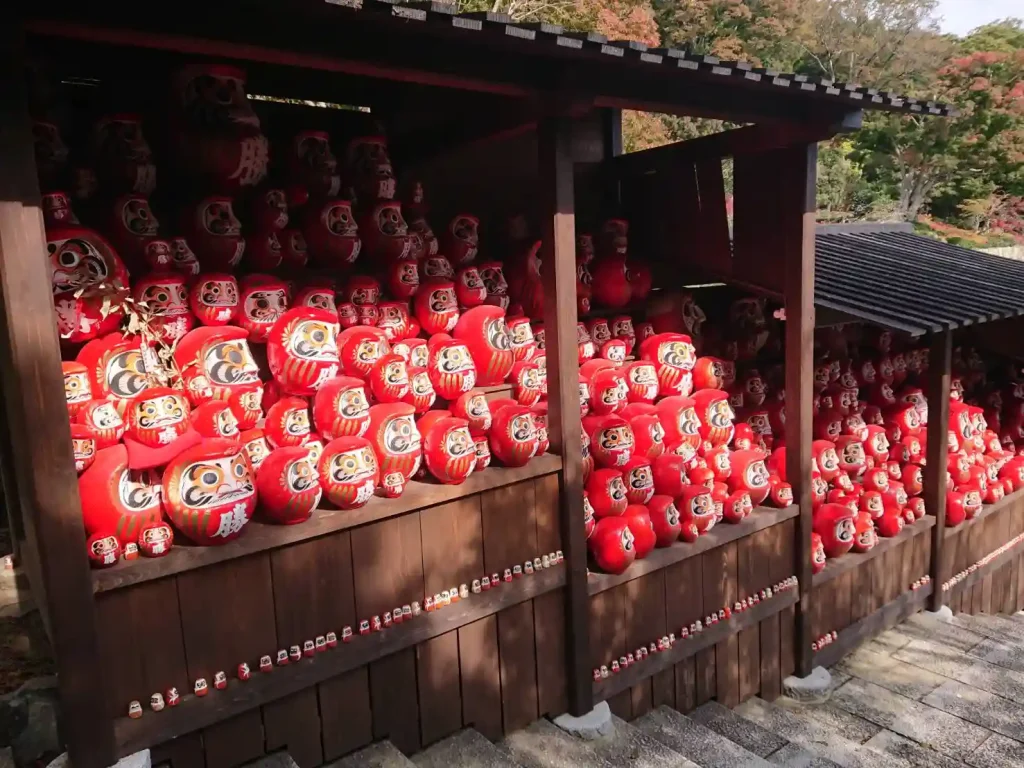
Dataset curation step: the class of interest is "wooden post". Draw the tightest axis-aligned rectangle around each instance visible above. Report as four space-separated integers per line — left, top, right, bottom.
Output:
0 24 114 767
539 114 590 715
782 144 817 677
926 330 953 611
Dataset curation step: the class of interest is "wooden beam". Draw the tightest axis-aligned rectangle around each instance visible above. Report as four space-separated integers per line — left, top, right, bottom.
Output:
782 143 818 678
926 330 953 610
539 114 590 716
0 23 113 768
612 115 861 178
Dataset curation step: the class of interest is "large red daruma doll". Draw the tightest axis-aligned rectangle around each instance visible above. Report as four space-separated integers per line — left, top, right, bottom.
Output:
265 397 311 448
256 446 322 525
414 280 460 335
79 444 164 544
267 307 340 397
589 516 635 574
640 333 696 397
489 403 539 467
692 389 736 448
339 326 389 379
366 403 422 497
678 484 717 534
813 503 855 558
453 305 514 386
624 361 659 403
589 415 635 469
318 436 380 509
189 273 239 326
428 338 478 400
728 449 771 505
163 438 257 545
77 333 153 416
422 416 476 484
657 396 701 452
48 226 128 343
174 325 261 405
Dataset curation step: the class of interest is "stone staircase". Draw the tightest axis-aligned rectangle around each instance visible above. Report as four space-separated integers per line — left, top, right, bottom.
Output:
246 609 1024 768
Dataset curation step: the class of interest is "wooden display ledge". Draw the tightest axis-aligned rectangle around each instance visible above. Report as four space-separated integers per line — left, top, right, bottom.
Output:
944 488 1024 540
587 506 799 596
114 562 565 756
811 583 931 669
592 588 798 703
812 517 935 588
93 454 562 594
944 532 1024 600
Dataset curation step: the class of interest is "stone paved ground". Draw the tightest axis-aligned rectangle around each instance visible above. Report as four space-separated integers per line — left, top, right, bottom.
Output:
797 609 1024 767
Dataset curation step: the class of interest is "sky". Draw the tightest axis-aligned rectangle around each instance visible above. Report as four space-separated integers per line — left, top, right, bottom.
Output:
933 0 1020 36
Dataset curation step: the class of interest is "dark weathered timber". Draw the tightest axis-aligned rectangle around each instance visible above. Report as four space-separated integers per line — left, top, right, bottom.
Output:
592 590 798 704
945 531 1024 602
783 144 818 677
0 23 113 768
115 564 565 756
93 454 561 593
587 507 799 595
812 585 931 669
539 113 591 717
926 331 952 610
812 517 935 588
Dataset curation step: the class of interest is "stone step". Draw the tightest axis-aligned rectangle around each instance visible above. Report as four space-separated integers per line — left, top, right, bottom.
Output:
589 715 700 768
241 754 300 768
634 705 773 768
331 740 418 768
500 717 617 768
414 729 522 768
950 612 1024 643
733 697 910 768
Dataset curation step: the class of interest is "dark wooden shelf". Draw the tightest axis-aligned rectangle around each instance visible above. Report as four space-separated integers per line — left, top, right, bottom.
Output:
812 516 935 588
944 487 1024 540
587 506 798 596
812 584 931 669
114 562 565 756
945 533 1024 599
93 453 562 594
592 587 798 704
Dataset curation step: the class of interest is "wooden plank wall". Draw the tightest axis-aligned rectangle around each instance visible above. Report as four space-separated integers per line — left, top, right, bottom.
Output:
809 528 932 643
95 473 564 768
589 517 796 718
945 495 1024 616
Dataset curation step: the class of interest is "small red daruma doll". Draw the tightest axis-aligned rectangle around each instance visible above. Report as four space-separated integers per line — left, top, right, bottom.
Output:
851 511 876 553
163 438 256 545
588 365 628 416
71 424 97 474
452 389 492 435
368 354 411 403
385 259 419 300
622 457 655 505
242 428 272 472
313 376 370 439
723 490 753 523
239 274 289 343
507 317 538 363
265 397 311 448
375 301 411 341
652 454 689 498
428 338 478 400
257 446 322 525
728 449 771 505
393 337 428 369
404 367 437 414
678 484 717 535
138 520 174 557
422 416 476 484
455 265 487 308
366 403 422 497
623 506 656 560
453 305 514 386
810 532 827 574
768 478 794 508
76 400 126 449
338 326 389 379
337 302 358 329
812 440 842 482
624 361 659 404
292 283 337 315
813 503 855 558
511 361 544 407
79 448 163 545
126 387 191 447
318 436 379 509
489 403 538 467
657 396 702 452
414 280 459 335
609 315 636 356
692 389 736 448
63 362 93 417
586 468 628 518
132 272 194 342
692 357 728 391
631 413 666 460
191 400 241 441
588 516 635 575
228 382 264 431
267 307 340 397
640 333 696 397
87 533 122 569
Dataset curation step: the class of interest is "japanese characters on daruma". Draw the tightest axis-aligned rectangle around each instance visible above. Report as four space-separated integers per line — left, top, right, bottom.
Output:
803 326 1024 577
44 62 551 569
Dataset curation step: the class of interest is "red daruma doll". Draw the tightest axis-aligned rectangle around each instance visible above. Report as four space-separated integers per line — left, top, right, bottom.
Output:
421 416 476 484
267 307 341 397
79 445 164 544
489 403 539 467
162 438 257 545
453 305 514 386
640 333 696 397
318 436 379 509
692 389 736 448
728 449 771 505
589 415 635 469
313 376 370 439
588 516 635 574
256 446 322 525
813 503 855 559
366 403 422 498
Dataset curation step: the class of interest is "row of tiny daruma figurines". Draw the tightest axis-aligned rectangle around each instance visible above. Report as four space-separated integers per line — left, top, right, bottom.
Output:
578 318 1024 578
